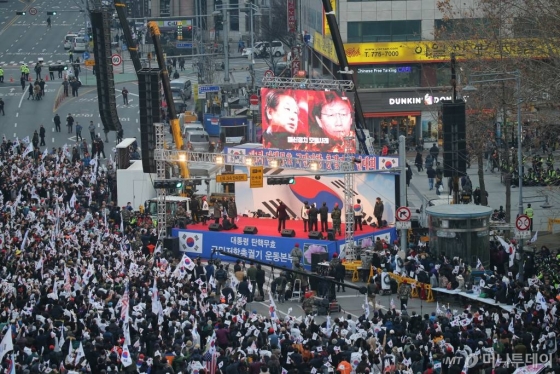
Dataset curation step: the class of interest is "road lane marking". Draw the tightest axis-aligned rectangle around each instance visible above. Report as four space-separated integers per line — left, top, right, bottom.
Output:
18 90 25 108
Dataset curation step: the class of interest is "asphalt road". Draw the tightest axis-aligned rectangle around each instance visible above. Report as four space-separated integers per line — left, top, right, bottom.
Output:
52 84 146 149
0 0 91 147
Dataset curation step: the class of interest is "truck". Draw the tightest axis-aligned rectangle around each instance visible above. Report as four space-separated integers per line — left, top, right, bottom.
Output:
219 116 248 146
116 160 157 209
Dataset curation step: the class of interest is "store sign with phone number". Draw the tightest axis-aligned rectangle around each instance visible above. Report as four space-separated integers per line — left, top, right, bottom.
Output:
313 31 556 65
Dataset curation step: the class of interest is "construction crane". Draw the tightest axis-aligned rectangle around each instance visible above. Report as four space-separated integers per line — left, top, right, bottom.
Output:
320 0 370 155
112 0 188 178
147 21 189 178
113 1 143 73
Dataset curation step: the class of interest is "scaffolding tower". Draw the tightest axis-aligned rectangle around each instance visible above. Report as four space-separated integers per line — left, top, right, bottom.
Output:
154 123 168 240
343 136 357 260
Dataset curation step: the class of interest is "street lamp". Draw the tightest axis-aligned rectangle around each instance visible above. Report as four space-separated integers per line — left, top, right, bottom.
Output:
463 70 524 277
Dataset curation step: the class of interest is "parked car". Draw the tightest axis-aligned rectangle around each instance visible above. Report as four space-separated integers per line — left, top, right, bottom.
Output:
173 101 188 114
72 37 88 52
64 33 78 49
256 41 285 57
185 130 211 152
170 78 192 101
243 41 285 57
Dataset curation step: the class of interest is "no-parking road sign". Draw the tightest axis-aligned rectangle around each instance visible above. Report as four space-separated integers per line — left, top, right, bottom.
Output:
515 214 531 231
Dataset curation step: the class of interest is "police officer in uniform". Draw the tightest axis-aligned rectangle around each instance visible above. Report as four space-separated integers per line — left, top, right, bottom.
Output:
524 203 534 231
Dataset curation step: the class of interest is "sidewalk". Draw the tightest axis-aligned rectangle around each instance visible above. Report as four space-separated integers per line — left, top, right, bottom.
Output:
404 150 557 234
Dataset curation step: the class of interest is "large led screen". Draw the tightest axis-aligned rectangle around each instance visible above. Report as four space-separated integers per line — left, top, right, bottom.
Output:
261 89 356 153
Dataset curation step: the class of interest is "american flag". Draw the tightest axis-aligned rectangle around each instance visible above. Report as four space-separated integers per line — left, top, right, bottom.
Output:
121 284 130 321
203 352 218 374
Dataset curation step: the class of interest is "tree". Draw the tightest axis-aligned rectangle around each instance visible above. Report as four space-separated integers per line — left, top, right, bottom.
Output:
435 0 559 223
253 0 298 74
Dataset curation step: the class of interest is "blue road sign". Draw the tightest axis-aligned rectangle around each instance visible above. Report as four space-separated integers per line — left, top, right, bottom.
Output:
82 51 90 60
198 85 220 95
176 42 193 49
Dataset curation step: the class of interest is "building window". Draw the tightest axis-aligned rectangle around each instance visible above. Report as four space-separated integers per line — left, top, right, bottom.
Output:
304 7 322 32
355 64 421 89
513 17 542 38
160 0 170 16
348 21 421 42
230 13 240 32
434 63 451 87
229 0 240 32
434 18 491 39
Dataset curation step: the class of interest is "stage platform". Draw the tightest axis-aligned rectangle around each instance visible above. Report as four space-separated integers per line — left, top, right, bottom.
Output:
184 217 385 239
172 218 397 269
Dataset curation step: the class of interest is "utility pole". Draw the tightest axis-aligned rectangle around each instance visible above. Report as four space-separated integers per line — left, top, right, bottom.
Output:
222 1 230 83
450 54 461 205
399 135 408 253
249 4 254 90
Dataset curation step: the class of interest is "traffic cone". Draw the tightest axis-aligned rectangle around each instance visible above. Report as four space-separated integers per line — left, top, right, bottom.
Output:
9 77 13 83
28 76 32 82
45 75 49 81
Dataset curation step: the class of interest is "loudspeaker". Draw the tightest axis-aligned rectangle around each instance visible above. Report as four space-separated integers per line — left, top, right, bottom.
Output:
308 231 323 240
243 226 258 235
281 229 296 237
327 229 335 241
311 252 329 272
91 10 120 132
163 237 180 258
138 69 161 173
208 223 222 231
441 100 467 178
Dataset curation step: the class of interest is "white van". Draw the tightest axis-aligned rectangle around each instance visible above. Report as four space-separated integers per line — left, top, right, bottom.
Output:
72 37 88 52
64 33 78 49
185 130 211 152
182 122 204 137
254 41 285 57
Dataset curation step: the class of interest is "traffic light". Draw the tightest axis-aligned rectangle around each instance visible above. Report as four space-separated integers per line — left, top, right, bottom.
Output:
47 11 57 15
267 177 295 185
16 11 26 15
215 14 223 30
153 180 183 189
177 22 183 40
185 26 193 39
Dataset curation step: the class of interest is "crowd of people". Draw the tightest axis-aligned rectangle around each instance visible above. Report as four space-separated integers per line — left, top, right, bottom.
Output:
0 138 560 374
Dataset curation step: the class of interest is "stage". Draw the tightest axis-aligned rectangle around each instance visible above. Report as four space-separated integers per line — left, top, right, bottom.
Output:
172 217 397 270
187 217 385 239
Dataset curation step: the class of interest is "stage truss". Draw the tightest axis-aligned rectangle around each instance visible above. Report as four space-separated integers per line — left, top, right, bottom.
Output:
154 78 359 250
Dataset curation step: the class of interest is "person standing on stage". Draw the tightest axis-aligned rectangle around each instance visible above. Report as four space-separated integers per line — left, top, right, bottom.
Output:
301 201 309 232
319 202 329 232
276 200 288 232
308 203 319 231
331 203 342 236
374 197 384 227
